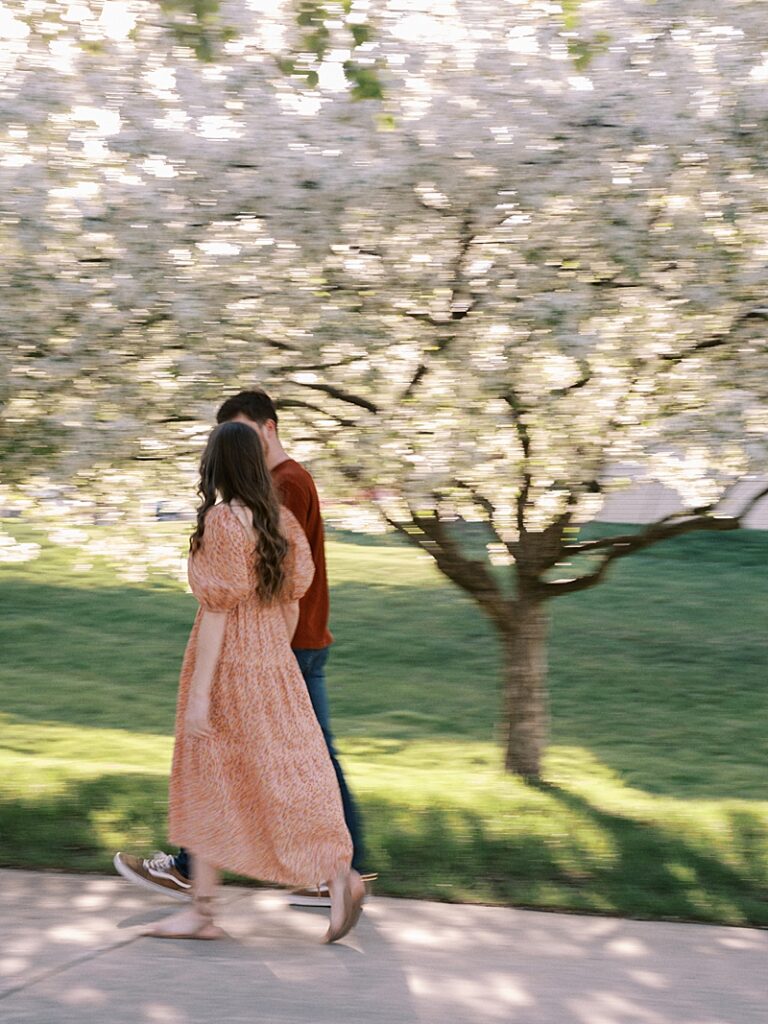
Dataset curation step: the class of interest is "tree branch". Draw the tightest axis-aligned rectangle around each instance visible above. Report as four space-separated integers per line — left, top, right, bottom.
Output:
563 481 768 556
416 511 510 627
548 362 592 398
383 503 509 629
733 480 768 520
223 334 300 354
546 509 749 597
452 477 495 521
502 389 531 459
292 353 364 372
403 310 443 328
451 477 518 558
502 388 532 535
399 211 477 400
275 397 358 428
402 335 453 400
403 304 476 327
660 308 768 364
291 380 378 414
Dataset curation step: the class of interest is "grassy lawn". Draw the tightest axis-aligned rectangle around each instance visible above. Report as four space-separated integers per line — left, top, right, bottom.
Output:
1 520 767 926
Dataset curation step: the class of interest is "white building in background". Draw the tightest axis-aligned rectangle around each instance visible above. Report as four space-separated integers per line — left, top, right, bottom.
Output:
595 475 768 528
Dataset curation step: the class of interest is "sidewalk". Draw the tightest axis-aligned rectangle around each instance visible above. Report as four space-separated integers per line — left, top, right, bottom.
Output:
0 869 765 1024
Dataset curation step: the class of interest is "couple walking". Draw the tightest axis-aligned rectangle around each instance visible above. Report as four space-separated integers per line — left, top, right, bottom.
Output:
115 390 371 943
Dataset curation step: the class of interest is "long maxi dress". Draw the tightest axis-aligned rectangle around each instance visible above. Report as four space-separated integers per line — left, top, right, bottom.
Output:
168 502 352 886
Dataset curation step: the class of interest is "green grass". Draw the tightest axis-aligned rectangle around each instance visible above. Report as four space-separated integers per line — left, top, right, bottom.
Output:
1 521 767 926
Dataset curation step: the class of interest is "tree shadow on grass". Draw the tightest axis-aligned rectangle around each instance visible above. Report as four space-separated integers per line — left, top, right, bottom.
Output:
1 770 766 926
0 771 292 894
0 772 171 872
534 782 767 922
361 786 768 928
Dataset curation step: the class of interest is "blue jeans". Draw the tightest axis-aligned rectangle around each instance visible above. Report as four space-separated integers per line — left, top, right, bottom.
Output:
292 647 365 872
175 646 365 878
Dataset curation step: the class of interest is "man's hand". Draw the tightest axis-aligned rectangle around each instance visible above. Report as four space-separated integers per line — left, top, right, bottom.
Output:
184 692 213 739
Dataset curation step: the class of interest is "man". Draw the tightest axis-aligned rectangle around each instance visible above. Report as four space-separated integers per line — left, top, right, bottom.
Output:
115 389 371 907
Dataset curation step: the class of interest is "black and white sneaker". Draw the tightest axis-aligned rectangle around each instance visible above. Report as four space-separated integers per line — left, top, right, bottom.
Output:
113 851 192 901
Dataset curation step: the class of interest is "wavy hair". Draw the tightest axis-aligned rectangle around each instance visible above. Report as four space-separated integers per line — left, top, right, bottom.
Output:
190 421 288 602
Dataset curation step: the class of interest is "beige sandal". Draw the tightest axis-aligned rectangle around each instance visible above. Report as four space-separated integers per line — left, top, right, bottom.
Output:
323 872 365 944
142 896 228 940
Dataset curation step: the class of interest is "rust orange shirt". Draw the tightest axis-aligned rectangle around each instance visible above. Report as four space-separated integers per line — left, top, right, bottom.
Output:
272 458 332 650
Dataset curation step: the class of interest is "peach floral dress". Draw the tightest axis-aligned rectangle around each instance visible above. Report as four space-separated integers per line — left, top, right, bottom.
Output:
168 502 352 886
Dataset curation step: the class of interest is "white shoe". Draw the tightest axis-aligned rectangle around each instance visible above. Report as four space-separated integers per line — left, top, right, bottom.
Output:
287 874 376 908
287 884 332 908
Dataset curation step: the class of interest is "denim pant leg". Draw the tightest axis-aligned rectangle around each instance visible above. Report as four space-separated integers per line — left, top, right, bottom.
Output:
293 646 366 873
174 847 190 877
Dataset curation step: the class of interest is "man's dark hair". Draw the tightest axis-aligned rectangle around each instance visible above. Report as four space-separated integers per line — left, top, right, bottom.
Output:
216 389 278 428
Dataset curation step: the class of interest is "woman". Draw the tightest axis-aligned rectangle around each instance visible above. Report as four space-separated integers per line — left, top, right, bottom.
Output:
145 421 363 943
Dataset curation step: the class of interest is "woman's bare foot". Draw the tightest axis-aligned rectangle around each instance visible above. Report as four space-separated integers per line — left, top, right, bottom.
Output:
324 869 365 944
142 899 226 940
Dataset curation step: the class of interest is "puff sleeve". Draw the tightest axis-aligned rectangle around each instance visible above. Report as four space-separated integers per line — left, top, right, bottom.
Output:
188 504 254 612
280 507 315 602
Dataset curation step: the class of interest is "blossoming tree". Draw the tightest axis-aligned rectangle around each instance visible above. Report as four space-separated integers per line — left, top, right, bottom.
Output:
2 0 768 774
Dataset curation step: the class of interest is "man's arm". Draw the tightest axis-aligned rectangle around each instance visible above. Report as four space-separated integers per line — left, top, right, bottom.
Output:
276 476 312 532
274 472 315 643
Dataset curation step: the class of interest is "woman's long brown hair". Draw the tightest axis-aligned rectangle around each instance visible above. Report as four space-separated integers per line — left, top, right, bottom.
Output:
190 421 288 602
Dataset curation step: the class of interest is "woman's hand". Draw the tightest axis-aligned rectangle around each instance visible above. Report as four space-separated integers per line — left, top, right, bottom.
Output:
184 692 213 739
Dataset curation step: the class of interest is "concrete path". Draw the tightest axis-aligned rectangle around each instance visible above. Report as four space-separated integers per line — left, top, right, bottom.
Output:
0 869 765 1024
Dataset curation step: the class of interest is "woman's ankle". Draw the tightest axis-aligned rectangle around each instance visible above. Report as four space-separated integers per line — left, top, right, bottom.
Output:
193 894 215 919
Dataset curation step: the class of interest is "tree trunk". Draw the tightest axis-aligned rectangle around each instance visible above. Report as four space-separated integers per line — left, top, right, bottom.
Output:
501 598 550 779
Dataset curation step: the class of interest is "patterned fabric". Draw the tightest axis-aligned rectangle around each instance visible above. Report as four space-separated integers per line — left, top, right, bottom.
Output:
168 502 352 886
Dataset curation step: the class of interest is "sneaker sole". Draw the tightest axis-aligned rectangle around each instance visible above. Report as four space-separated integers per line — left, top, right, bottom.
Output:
286 893 332 908
287 890 372 909
113 853 192 902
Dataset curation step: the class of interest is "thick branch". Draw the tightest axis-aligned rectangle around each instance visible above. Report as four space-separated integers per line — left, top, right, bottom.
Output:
563 481 768 556
291 380 378 414
292 353 364 372
660 308 768 364
275 397 358 428
402 335 453 400
452 477 518 558
502 388 532 535
385 506 509 629
548 363 592 398
502 389 531 460
223 334 300 354
732 480 768 520
403 310 444 328
403 302 477 329
546 512 745 597
400 211 476 400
